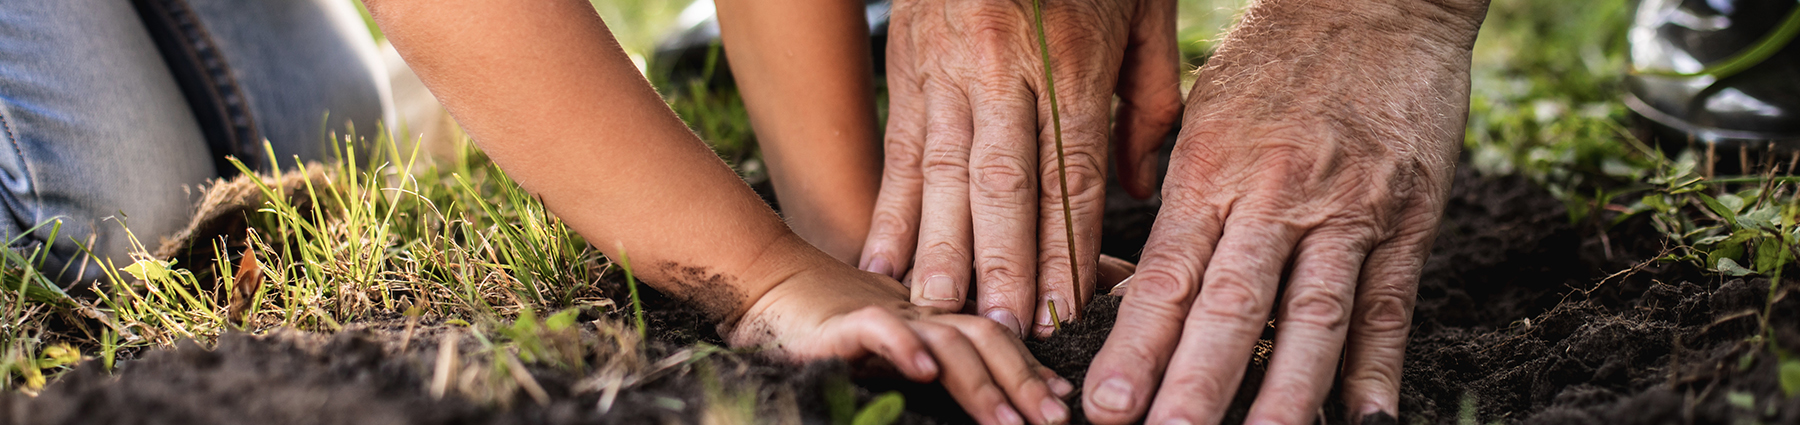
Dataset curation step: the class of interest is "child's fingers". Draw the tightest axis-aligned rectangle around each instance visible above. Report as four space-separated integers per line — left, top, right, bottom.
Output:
907 320 1025 425
827 306 942 382
932 315 1070 425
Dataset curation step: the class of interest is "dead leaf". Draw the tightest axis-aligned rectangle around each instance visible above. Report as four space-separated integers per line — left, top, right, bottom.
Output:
228 244 263 325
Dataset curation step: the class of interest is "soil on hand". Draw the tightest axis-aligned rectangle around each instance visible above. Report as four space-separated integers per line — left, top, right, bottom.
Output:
5 165 1797 424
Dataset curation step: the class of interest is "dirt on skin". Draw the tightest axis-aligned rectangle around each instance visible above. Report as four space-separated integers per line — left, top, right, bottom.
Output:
6 163 1799 424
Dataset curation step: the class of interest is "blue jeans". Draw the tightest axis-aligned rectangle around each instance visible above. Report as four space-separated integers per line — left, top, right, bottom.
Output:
0 0 393 286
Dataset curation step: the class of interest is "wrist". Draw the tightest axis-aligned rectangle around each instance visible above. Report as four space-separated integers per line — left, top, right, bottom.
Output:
715 231 842 333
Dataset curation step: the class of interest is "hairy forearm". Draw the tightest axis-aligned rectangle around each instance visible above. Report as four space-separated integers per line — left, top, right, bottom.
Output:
365 0 820 326
714 0 882 263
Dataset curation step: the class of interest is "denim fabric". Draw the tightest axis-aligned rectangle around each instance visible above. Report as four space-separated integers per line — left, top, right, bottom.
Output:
0 0 392 287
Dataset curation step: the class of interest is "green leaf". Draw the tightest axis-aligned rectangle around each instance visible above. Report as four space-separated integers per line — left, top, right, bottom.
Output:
1709 243 1746 271
1642 194 1670 213
546 308 580 332
1740 205 1781 230
121 258 174 281
1696 193 1738 227
825 377 857 425
1718 193 1747 214
1726 391 1755 410
851 392 906 425
1781 358 1800 396
1716 257 1755 276
1755 237 1790 273
1693 234 1732 246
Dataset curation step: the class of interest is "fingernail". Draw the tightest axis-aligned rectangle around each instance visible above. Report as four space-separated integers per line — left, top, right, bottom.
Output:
1091 378 1133 411
1049 376 1074 397
914 353 938 377
995 404 1024 425
863 256 895 279
984 309 1023 336
922 275 959 302
1035 296 1067 329
1041 397 1069 425
1162 418 1194 425
1109 276 1133 296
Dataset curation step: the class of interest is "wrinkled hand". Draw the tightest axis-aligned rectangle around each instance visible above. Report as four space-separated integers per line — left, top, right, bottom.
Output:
860 0 1183 339
731 261 1073 425
1081 1 1487 424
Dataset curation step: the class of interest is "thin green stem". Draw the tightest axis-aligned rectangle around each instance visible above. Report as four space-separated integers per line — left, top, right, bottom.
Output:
618 247 647 338
1034 0 1081 310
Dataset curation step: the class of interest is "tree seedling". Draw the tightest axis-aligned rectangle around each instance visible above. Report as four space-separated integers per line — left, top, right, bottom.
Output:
1033 0 1079 329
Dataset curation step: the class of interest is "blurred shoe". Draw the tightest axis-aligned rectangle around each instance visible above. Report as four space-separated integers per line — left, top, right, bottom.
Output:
1626 0 1800 153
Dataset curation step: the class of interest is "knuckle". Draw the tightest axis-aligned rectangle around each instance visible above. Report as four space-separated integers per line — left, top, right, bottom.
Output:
1281 286 1351 331
964 317 1013 341
1195 279 1263 321
884 137 925 171
971 155 1035 197
956 0 1025 35
1161 370 1234 404
1042 150 1105 197
1127 268 1195 305
919 240 972 265
1354 286 1414 335
922 146 971 180
975 260 1031 290
1254 139 1320 179
868 210 914 240
1344 360 1402 396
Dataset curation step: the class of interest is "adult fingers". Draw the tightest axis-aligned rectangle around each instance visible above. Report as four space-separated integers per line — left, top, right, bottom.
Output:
1144 212 1305 425
968 73 1041 338
1342 222 1432 422
1082 199 1224 424
909 81 976 312
1031 81 1112 338
934 315 1070 425
861 8 927 281
1111 0 1182 200
1244 228 1372 425
908 320 1025 425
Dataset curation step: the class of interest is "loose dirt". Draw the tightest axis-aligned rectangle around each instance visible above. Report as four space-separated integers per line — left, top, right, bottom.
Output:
5 164 1796 424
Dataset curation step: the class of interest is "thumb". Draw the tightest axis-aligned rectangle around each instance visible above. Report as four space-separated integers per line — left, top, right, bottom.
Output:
1112 0 1182 200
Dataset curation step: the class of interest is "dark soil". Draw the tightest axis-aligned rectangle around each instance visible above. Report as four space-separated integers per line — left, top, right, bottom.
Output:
6 164 1798 424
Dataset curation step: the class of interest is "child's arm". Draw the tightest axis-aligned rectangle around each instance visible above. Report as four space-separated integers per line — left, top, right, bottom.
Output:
714 0 881 264
363 1 1068 423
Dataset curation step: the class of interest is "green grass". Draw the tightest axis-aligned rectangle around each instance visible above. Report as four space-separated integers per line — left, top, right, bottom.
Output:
6 0 1797 418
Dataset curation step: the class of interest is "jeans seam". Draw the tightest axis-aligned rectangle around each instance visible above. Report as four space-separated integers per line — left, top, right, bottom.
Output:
138 0 262 168
0 106 44 233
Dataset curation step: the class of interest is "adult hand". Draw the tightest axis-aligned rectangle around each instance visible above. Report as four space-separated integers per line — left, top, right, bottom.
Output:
1081 1 1489 423
732 260 1073 425
859 0 1183 339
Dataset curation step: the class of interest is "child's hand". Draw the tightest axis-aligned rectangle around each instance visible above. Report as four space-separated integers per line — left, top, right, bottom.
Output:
730 262 1073 425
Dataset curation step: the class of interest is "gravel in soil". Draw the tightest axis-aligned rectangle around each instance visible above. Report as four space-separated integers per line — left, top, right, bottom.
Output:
5 165 1798 424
